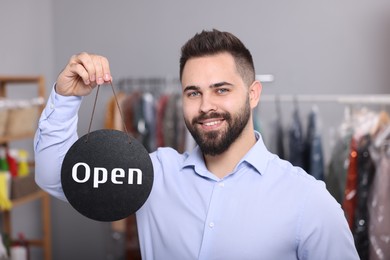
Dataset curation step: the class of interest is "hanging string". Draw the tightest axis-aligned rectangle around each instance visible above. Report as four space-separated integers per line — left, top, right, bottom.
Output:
85 82 132 143
86 85 101 142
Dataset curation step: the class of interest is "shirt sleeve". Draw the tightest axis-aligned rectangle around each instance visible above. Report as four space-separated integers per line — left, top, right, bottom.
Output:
34 85 83 201
296 181 360 260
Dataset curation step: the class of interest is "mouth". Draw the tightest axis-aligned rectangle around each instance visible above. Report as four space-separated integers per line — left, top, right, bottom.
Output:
198 119 224 130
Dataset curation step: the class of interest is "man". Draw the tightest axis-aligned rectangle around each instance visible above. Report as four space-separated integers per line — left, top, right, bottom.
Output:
34 29 359 259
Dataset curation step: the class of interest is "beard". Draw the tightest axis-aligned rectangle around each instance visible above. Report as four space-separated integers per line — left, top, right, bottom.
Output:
185 98 251 156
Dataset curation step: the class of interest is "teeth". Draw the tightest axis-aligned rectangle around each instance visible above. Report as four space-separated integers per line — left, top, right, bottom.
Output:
204 121 220 126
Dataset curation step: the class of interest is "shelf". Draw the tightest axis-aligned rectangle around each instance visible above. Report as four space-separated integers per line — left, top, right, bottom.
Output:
0 76 45 98
0 76 45 145
1 190 52 260
0 76 43 82
0 75 51 260
0 132 35 144
11 190 46 207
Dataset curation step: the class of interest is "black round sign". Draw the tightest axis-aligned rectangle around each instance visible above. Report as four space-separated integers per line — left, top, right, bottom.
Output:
61 129 154 222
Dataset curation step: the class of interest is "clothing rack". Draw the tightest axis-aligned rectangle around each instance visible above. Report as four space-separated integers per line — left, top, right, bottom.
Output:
115 77 181 94
115 75 390 105
260 94 390 105
115 74 275 93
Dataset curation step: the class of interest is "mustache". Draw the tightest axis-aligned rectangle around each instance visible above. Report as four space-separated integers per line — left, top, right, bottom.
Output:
191 112 231 125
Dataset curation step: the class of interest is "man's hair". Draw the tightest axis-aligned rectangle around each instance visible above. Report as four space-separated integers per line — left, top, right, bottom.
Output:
179 29 255 86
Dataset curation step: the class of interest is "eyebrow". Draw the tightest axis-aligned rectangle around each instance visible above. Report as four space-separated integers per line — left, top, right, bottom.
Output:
183 81 234 92
183 85 200 93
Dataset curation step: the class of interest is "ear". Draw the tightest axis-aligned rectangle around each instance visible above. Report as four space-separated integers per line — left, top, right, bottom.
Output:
249 80 262 109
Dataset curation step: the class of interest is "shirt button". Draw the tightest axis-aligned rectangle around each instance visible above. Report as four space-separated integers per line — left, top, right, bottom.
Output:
218 182 225 187
50 103 55 109
209 222 215 228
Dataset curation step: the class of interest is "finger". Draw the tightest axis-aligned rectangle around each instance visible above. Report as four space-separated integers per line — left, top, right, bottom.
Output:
75 52 97 83
91 55 105 85
75 53 112 85
72 63 92 86
67 55 91 85
92 56 112 84
100 56 112 82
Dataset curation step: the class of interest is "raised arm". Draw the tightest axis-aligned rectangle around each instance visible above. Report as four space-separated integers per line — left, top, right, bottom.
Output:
34 53 112 201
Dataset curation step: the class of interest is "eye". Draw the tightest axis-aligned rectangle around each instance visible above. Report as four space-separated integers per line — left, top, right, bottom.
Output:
187 91 200 98
216 88 229 94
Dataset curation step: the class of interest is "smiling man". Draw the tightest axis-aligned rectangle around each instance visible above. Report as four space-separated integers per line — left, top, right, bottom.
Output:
34 29 359 259
182 52 259 178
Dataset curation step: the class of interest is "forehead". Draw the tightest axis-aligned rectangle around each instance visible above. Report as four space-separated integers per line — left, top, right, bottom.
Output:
184 52 236 70
181 53 239 84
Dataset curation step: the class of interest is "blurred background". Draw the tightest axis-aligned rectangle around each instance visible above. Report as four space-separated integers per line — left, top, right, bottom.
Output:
1 0 390 259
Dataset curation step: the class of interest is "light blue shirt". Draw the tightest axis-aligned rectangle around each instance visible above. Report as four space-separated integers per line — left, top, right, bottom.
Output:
34 87 359 260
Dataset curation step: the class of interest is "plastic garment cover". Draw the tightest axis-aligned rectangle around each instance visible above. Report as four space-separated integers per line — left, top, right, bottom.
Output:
368 144 390 260
326 133 352 204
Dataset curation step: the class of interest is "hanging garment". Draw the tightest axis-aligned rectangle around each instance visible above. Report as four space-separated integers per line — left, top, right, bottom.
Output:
142 93 157 152
253 105 262 134
133 92 150 150
353 134 375 260
104 92 127 131
266 98 285 159
368 142 390 260
275 99 284 159
326 132 352 204
174 94 187 154
288 108 305 168
304 108 324 180
343 137 358 230
274 117 285 159
156 95 169 147
104 95 116 129
121 92 140 137
267 117 285 159
163 94 178 149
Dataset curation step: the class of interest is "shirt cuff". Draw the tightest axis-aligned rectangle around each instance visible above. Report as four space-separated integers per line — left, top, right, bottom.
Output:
43 84 83 121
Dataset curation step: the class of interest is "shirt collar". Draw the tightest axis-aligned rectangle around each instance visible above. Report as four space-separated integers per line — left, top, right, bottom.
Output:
183 145 217 180
240 131 272 176
182 131 272 177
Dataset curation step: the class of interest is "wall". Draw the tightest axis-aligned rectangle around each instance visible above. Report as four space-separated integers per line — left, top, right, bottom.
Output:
52 0 390 159
0 1 54 79
52 0 390 96
0 1 54 259
1 0 390 259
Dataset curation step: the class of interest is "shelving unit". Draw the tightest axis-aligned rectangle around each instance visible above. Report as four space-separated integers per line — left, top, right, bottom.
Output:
0 76 52 260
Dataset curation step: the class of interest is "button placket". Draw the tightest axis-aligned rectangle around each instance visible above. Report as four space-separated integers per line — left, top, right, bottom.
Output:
198 181 226 259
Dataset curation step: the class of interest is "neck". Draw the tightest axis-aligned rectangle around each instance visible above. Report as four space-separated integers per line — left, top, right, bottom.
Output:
203 126 257 179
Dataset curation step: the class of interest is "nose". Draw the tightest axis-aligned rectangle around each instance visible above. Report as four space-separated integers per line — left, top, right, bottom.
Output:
199 94 217 113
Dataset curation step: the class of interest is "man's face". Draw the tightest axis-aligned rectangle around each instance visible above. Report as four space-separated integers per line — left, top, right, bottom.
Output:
181 53 252 156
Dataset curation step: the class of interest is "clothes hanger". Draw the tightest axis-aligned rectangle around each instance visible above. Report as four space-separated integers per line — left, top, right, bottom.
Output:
373 123 390 148
370 110 390 136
